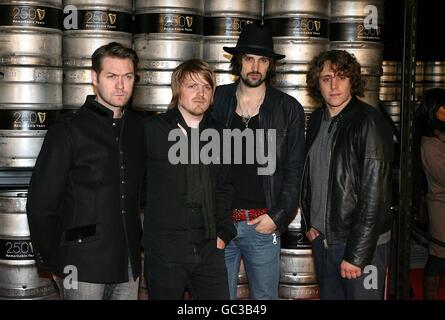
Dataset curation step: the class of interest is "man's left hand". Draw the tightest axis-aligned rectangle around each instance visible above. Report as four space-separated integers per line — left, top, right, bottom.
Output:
216 237 225 249
340 260 362 279
247 214 277 234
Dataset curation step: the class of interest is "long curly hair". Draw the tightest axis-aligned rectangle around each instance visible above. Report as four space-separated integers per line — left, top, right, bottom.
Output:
306 50 365 102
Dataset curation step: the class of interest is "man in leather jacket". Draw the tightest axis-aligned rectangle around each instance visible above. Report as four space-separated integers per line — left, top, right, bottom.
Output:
212 23 305 299
27 43 144 299
301 50 394 299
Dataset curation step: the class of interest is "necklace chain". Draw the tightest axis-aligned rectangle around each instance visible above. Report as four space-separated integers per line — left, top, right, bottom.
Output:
236 87 265 128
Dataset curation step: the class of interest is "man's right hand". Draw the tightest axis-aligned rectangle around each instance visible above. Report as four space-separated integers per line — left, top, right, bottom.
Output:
306 227 320 241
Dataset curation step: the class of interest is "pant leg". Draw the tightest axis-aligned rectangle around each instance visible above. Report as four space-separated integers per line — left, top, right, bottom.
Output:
224 222 243 300
108 260 140 300
144 254 189 300
189 242 230 300
55 277 105 300
311 236 345 300
238 222 280 300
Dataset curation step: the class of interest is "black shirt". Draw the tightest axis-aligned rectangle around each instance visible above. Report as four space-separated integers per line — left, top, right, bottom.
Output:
230 113 267 209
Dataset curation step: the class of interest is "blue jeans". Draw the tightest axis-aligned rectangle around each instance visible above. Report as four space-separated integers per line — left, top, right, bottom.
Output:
225 221 281 300
55 260 139 300
311 235 389 300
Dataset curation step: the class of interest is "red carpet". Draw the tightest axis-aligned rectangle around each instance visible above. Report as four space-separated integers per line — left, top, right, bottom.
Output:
410 268 445 300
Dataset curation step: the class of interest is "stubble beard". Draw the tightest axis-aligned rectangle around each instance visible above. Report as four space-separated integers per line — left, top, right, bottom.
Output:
240 73 266 88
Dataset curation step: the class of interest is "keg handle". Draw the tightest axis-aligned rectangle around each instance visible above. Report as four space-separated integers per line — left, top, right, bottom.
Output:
17 193 28 198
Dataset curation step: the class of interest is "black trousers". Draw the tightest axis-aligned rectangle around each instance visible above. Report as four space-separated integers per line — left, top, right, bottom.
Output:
144 240 229 300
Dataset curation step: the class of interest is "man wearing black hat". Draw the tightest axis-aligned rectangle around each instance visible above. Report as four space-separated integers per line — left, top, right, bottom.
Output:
212 23 305 300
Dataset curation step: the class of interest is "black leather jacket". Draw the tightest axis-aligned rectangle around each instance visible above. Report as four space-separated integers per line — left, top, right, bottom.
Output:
301 97 394 268
212 81 306 235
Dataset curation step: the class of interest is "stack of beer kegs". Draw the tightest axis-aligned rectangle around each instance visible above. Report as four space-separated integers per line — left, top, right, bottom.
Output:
330 0 385 108
264 0 330 124
62 0 133 111
0 191 58 299
203 0 261 87
279 210 319 300
133 0 204 112
0 0 63 169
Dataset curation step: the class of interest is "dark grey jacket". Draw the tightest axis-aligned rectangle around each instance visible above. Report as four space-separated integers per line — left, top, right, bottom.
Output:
301 97 394 268
212 81 306 235
27 96 145 283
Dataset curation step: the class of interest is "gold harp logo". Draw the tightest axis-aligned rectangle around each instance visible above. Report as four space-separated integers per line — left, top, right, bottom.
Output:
314 20 321 32
186 16 193 28
108 13 117 25
36 9 46 21
37 112 46 124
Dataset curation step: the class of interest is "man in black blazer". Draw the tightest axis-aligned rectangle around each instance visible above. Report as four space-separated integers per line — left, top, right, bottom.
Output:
26 42 144 300
142 59 236 299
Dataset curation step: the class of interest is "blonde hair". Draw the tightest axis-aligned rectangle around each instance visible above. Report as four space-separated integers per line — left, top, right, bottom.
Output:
169 59 216 109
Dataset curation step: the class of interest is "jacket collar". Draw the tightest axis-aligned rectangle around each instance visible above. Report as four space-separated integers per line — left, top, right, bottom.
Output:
164 106 214 130
85 95 126 118
321 96 359 120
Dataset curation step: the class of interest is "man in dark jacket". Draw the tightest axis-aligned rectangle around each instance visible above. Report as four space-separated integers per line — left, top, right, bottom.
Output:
212 23 306 300
26 42 144 300
302 50 394 299
142 59 236 299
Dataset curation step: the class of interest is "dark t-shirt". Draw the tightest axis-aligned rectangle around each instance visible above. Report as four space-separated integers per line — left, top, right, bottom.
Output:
230 113 267 209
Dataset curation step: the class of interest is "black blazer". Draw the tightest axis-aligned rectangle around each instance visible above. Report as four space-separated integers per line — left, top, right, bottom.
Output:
27 96 145 283
141 108 236 264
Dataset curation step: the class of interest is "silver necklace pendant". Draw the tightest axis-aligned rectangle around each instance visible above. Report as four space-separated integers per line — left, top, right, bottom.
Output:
241 115 251 128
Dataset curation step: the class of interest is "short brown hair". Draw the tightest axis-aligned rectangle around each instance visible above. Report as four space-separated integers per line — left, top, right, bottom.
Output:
306 50 365 102
169 59 216 109
229 53 276 84
92 42 139 75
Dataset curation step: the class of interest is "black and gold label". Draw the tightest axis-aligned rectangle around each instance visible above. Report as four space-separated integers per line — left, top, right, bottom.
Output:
0 110 60 130
63 10 132 32
266 18 329 38
204 17 259 36
0 239 35 260
0 5 62 29
330 23 383 42
134 13 203 35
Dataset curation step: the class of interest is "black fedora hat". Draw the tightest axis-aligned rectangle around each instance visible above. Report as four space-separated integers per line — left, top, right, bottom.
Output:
223 23 285 60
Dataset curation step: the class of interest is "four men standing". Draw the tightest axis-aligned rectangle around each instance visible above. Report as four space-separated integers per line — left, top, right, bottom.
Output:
26 25 395 300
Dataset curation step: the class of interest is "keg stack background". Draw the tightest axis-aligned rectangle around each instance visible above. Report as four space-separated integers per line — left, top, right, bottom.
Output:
330 0 384 108
0 0 63 169
203 0 261 87
279 211 319 300
62 0 133 110
0 0 62 299
264 0 330 124
0 191 58 299
132 0 204 112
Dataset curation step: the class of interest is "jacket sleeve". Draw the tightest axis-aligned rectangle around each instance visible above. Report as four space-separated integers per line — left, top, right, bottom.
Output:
215 163 237 245
343 116 394 268
268 101 306 234
26 121 72 272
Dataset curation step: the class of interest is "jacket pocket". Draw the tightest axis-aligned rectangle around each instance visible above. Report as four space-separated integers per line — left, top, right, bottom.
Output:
61 224 99 246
